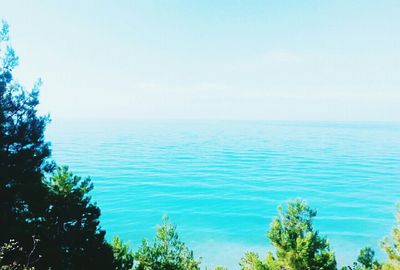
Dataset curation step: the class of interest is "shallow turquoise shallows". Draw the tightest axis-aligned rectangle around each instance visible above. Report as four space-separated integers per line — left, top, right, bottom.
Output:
47 121 400 269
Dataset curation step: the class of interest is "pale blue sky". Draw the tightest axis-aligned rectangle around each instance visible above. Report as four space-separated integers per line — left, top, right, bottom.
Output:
1 1 400 121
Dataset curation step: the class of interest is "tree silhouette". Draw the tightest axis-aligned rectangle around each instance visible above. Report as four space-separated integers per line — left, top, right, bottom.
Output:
0 20 52 254
0 21 114 269
39 166 115 269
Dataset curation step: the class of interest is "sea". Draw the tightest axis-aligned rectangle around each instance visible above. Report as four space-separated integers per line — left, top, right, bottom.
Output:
46 120 400 269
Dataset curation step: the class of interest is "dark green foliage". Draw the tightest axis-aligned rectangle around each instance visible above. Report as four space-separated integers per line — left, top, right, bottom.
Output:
0 237 39 270
39 166 115 269
112 236 134 270
358 248 377 269
342 247 381 270
268 199 336 270
134 216 201 270
0 21 114 269
0 19 52 261
241 199 336 270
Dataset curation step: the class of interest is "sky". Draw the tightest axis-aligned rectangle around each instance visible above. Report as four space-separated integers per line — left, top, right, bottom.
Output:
1 0 400 121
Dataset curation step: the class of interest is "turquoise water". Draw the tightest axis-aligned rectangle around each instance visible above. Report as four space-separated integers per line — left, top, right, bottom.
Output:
47 121 400 269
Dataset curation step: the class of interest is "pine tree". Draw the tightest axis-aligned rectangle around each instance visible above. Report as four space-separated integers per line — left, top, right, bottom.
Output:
0 20 52 250
134 216 201 270
241 199 336 270
39 166 115 269
1 21 114 269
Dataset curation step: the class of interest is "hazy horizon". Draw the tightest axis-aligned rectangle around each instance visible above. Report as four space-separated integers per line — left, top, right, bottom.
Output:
2 1 400 122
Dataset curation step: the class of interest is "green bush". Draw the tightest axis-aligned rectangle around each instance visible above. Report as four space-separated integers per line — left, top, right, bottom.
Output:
342 247 381 270
134 216 201 270
240 199 336 270
112 236 134 270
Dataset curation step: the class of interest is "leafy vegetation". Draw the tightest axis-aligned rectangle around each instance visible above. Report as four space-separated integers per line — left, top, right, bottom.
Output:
342 247 381 270
214 266 229 270
134 216 201 270
240 199 336 270
0 237 39 270
112 236 134 270
381 203 400 270
40 166 115 269
0 19 52 257
0 20 113 269
109 217 201 270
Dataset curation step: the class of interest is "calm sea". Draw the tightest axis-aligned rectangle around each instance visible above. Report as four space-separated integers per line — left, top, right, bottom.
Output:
47 120 400 269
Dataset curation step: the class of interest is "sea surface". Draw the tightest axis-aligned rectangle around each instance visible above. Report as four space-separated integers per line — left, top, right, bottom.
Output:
47 120 400 269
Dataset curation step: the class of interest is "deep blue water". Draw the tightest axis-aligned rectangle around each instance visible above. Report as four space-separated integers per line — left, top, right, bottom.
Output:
47 121 400 269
